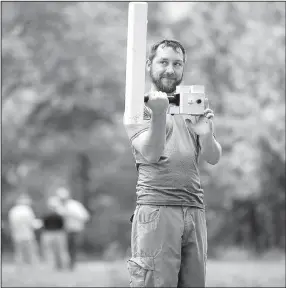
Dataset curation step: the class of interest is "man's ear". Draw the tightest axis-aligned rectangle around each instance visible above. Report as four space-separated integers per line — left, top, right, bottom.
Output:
146 59 151 72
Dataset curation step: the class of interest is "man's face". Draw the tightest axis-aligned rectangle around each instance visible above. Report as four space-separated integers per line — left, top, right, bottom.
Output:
147 45 185 94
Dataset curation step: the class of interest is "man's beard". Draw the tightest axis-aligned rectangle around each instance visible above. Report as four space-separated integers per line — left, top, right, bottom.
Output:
150 68 183 94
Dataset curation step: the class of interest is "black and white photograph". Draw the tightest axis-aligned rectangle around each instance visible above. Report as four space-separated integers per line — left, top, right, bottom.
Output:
1 1 285 287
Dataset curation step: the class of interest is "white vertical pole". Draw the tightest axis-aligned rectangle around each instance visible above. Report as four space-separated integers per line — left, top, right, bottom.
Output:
123 2 148 125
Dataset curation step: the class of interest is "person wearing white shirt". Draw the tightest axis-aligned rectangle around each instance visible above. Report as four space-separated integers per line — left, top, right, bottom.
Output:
8 195 39 265
41 196 70 270
56 187 90 270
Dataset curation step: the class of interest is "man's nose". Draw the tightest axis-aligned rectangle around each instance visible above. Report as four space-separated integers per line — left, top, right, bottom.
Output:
165 65 175 74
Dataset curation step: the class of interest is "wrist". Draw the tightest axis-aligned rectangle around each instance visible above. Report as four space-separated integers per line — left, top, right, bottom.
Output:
151 110 167 118
200 131 214 142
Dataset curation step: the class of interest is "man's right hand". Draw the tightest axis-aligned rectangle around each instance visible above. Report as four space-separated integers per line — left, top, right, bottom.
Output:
146 91 169 116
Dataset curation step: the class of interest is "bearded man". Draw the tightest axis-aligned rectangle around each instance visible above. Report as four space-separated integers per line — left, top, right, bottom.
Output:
124 39 222 287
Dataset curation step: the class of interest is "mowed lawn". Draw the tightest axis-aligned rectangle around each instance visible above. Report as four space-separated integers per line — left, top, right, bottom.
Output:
2 258 285 287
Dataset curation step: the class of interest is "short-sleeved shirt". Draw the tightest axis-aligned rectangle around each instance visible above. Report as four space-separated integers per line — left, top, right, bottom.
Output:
125 105 204 208
8 205 36 242
63 199 90 232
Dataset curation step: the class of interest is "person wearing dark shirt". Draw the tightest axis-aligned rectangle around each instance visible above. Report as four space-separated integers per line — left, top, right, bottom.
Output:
41 196 70 270
43 213 64 231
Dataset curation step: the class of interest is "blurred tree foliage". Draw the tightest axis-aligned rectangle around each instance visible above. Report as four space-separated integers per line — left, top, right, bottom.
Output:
2 2 285 256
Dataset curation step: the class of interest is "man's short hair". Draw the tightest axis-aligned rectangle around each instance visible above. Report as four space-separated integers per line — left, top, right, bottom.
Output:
147 39 187 63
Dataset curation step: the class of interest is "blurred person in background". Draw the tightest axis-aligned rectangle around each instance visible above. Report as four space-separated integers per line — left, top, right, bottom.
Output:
56 187 90 270
8 195 39 266
41 196 70 270
33 218 44 261
124 39 222 287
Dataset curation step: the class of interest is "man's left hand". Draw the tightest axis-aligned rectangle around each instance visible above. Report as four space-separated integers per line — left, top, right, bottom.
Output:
187 98 215 136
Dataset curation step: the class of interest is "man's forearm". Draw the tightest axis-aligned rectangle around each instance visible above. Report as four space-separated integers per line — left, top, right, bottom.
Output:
133 112 167 163
200 133 222 165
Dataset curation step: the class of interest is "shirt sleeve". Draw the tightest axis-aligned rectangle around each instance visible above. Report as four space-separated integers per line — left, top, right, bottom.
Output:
124 105 152 143
27 208 36 226
68 201 90 222
77 203 90 222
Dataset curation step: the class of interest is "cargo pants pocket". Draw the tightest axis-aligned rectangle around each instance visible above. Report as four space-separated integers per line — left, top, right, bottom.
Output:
127 257 155 287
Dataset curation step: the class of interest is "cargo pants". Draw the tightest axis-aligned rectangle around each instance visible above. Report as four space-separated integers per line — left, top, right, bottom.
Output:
127 204 208 287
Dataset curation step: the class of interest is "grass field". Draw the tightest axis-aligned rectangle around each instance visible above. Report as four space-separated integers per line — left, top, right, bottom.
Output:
2 257 285 287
